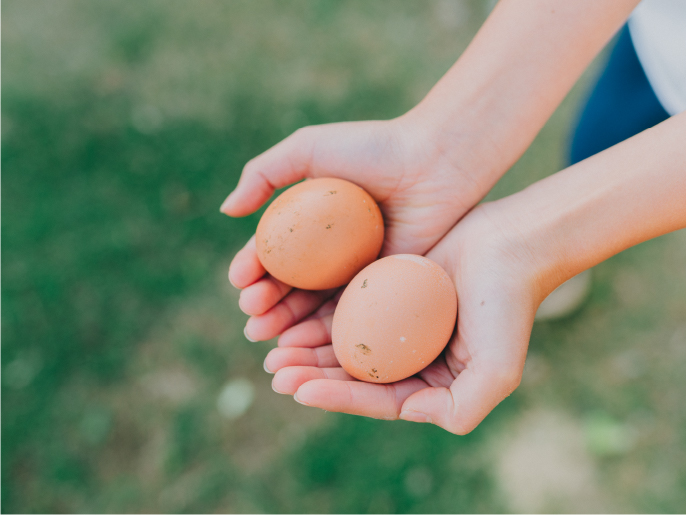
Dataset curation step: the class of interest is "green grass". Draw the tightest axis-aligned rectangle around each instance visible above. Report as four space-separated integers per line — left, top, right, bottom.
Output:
3 1 684 513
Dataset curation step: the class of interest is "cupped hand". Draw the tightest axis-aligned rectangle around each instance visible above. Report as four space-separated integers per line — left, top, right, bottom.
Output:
265 202 548 434
223 116 490 341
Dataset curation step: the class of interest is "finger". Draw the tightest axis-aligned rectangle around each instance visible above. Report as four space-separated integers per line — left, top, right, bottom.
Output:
277 312 334 348
228 236 266 289
220 127 316 217
399 365 522 434
264 345 338 373
244 288 337 341
271 366 353 395
276 293 339 347
294 377 428 420
400 298 531 434
238 276 292 316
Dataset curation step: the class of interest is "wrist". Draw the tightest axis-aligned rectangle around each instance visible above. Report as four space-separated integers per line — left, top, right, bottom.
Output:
397 0 639 205
475 112 686 301
478 196 575 304
396 101 505 206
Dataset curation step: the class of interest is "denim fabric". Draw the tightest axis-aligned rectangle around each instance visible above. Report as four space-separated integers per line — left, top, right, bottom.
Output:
569 25 670 165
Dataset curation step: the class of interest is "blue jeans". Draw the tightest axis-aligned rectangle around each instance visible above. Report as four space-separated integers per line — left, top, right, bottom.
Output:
569 25 670 165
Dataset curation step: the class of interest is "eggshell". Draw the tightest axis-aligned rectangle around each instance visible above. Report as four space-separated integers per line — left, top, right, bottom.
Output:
256 178 384 290
331 255 457 384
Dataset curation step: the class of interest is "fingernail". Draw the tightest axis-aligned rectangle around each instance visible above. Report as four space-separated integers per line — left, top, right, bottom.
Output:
238 296 250 315
219 192 235 214
244 326 257 342
263 359 273 374
293 392 309 406
228 272 239 289
271 378 284 394
399 410 432 424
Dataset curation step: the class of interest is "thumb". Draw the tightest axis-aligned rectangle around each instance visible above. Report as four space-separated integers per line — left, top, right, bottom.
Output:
399 365 522 434
220 126 316 217
400 299 533 434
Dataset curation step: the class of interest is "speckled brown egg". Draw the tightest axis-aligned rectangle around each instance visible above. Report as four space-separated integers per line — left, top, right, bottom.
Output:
331 255 457 383
256 178 384 290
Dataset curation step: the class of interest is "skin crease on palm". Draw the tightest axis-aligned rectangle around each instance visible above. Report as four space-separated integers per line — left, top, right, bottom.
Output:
220 1 685 434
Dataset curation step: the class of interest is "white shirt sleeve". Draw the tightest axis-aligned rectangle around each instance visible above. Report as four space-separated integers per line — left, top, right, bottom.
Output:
629 0 686 116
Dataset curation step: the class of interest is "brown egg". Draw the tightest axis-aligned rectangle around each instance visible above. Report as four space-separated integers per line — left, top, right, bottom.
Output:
256 178 384 290
331 255 457 383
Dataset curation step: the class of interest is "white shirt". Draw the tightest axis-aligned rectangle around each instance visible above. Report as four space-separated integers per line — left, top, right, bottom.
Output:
629 0 686 115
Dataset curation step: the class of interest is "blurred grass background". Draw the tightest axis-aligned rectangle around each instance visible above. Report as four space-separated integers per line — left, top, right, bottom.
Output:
2 1 684 513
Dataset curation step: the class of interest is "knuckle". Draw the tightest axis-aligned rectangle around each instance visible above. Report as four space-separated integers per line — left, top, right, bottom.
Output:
242 156 259 175
480 362 523 396
292 125 317 143
293 125 312 136
383 385 400 413
448 421 474 436
312 347 323 367
492 366 522 396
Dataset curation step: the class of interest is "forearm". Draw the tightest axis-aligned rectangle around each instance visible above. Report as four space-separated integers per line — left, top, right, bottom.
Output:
493 112 686 298
406 0 639 187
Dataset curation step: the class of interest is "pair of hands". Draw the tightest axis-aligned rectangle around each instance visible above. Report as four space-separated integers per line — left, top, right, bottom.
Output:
219 0 684 434
221 117 545 434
